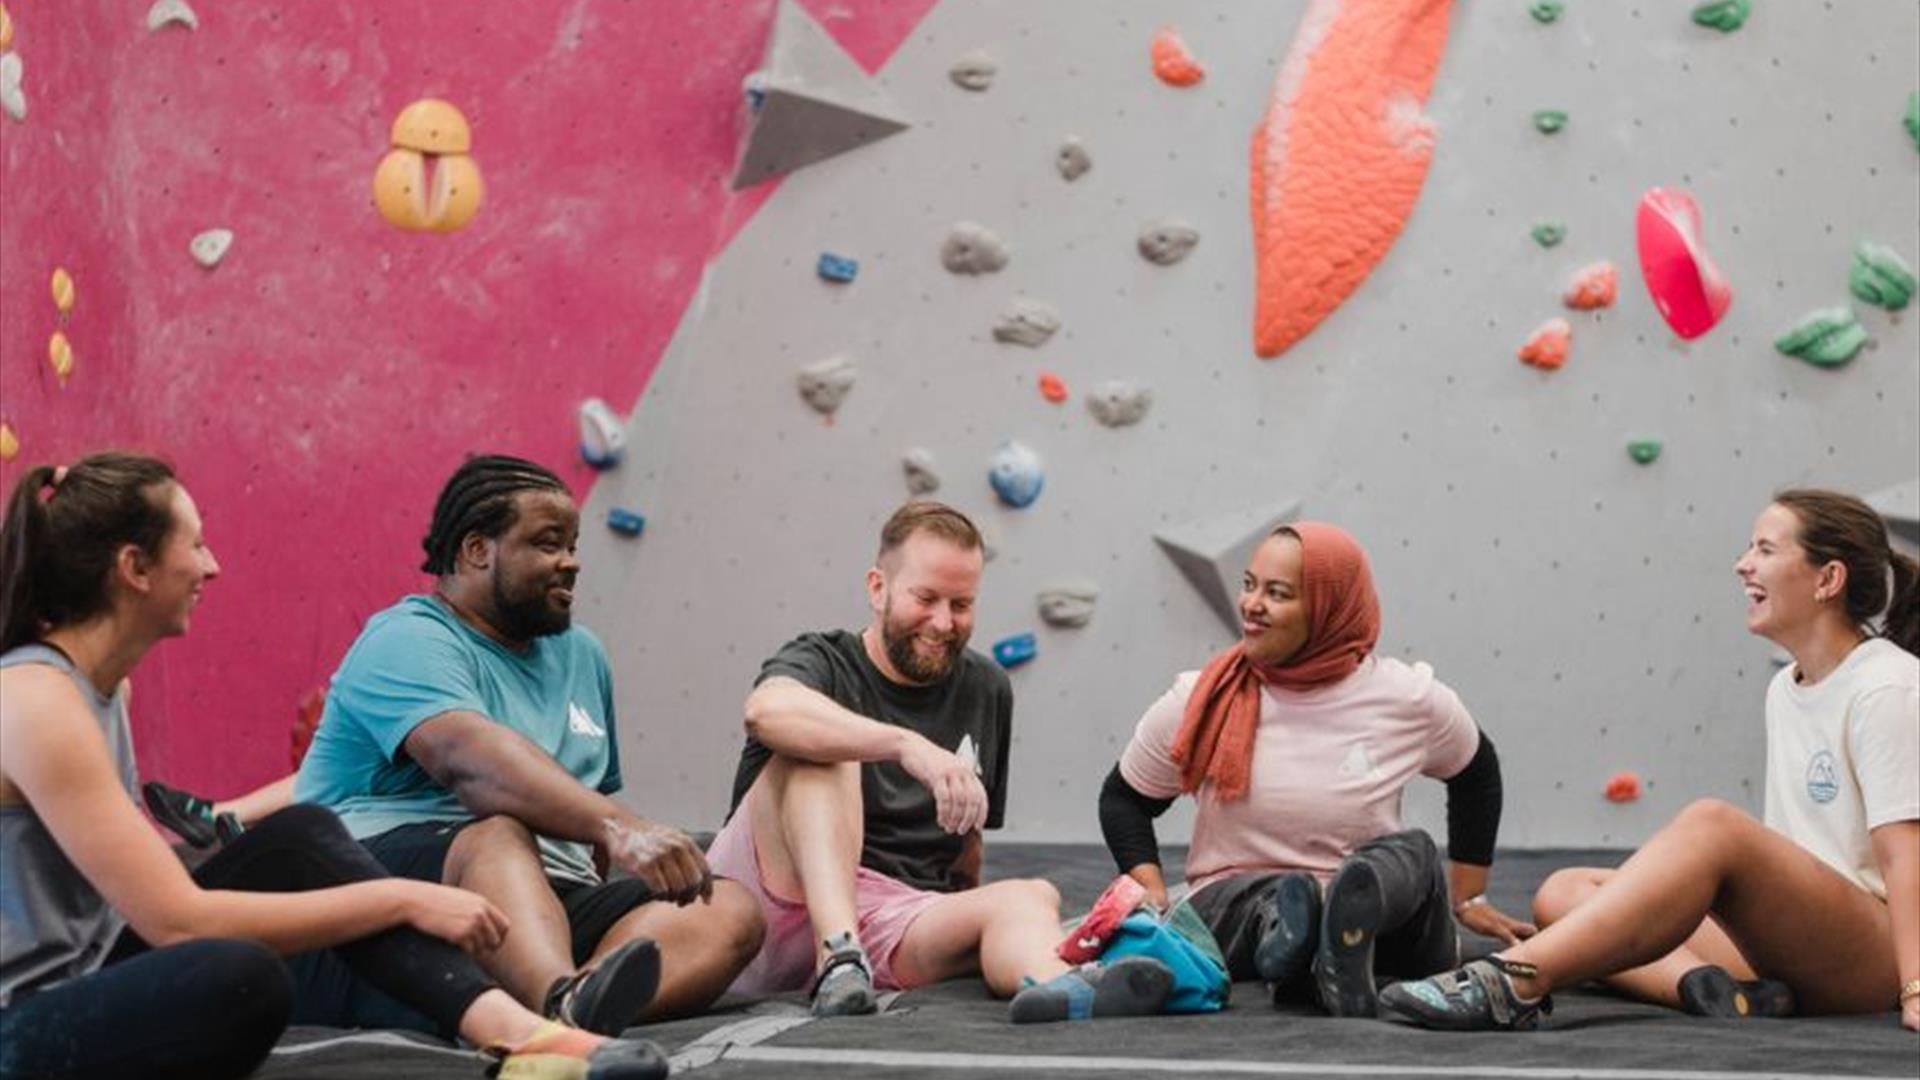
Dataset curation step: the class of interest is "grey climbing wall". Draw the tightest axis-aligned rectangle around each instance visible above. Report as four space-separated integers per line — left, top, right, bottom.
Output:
578 0 1920 849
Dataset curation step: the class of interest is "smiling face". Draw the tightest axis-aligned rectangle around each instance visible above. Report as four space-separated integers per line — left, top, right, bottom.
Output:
482 489 581 641
139 484 220 638
868 531 983 685
1240 531 1310 667
1734 502 1840 644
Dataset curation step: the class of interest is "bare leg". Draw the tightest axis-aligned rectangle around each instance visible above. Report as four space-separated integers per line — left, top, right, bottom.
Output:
1532 866 1756 1008
455 988 544 1047
441 815 577 1009
215 775 297 827
582 879 765 1020
1503 799 1896 1013
746 756 865 966
889 879 1069 997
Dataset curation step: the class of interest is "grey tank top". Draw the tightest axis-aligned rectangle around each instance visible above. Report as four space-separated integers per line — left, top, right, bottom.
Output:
0 644 137 1006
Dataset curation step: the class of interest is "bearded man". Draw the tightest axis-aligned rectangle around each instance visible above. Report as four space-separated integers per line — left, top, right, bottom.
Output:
294 455 763 1033
707 501 1172 1021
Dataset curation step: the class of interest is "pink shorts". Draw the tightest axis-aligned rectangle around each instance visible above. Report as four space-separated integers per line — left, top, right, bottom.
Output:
706 792 944 995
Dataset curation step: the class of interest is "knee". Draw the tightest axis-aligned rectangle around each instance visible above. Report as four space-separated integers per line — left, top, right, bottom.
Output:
1671 798 1752 837
247 802 346 845
996 878 1061 916
1531 867 1607 927
196 939 294 1056
709 880 768 962
452 814 537 854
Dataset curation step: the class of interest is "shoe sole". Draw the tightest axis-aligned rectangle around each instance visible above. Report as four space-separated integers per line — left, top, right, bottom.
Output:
1679 966 1795 1019
1008 957 1173 1024
1317 861 1381 1017
1253 873 1320 987
571 938 662 1035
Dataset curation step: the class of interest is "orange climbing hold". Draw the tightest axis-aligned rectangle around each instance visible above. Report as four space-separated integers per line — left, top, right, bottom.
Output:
1517 317 1571 370
47 331 72 385
1038 372 1069 403
1604 771 1642 803
1151 27 1206 87
0 422 17 463
1563 261 1618 311
1251 0 1454 358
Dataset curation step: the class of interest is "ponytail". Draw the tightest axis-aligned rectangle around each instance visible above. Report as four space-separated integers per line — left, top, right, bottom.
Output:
1886 550 1920 656
0 466 59 653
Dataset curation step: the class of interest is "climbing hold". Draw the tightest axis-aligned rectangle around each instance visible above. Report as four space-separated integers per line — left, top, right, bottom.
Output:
1562 261 1617 311
941 222 1009 275
1531 220 1566 248
373 99 484 233
902 447 940 496
190 229 233 269
49 268 73 314
797 355 856 417
1905 91 1919 154
1250 0 1454 358
1849 242 1916 310
1635 188 1732 339
1036 581 1099 629
1151 27 1206 87
992 298 1060 347
1532 109 1568 134
1 52 25 123
578 398 626 469
145 0 198 31
1690 0 1750 32
1037 373 1068 404
1626 438 1663 465
816 252 859 284
606 508 647 537
47 331 72 385
1604 771 1642 803
0 422 15 463
1775 307 1867 368
1518 317 1572 370
1085 380 1153 428
1156 499 1304 632
1528 1 1564 23
992 632 1038 669
0 4 12 51
1138 220 1199 266
949 49 996 91
1056 137 1091 181
988 441 1044 508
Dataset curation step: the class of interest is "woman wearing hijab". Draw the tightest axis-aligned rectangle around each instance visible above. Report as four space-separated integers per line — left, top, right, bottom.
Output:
1097 522 1532 1015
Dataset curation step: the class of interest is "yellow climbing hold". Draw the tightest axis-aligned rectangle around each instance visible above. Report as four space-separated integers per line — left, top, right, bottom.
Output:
0 4 13 52
48 331 73 384
390 98 472 154
374 99 484 233
0 422 17 463
50 267 74 314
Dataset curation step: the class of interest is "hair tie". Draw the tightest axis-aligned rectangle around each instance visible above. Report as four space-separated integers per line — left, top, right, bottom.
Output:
50 466 68 488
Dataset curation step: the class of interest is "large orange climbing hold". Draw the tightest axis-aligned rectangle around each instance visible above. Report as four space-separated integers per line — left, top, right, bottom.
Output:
1604 771 1642 803
1251 0 1454 359
1151 27 1206 87
1563 261 1618 311
1518 316 1571 370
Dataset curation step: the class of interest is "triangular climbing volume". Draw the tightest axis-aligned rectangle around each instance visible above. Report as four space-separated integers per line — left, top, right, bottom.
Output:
732 0 911 189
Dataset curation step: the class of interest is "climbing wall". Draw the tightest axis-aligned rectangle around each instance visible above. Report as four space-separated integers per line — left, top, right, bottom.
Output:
580 0 1920 846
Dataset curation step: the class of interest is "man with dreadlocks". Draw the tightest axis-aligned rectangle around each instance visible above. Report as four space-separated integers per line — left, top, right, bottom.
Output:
295 455 764 1033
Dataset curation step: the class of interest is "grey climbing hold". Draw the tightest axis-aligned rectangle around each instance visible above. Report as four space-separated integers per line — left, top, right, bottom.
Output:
146 0 199 31
942 222 1009 275
578 398 626 469
1137 220 1199 266
1036 581 1099 628
988 441 1044 508
950 50 996 91
189 229 233 269
1085 380 1153 428
1056 137 1091 181
0 53 24 123
902 447 940 495
992 298 1060 347
797 355 857 416
1155 499 1303 633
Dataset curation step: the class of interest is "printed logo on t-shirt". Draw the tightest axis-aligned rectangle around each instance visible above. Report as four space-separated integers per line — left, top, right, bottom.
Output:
955 734 982 776
1804 750 1839 804
1338 743 1380 780
568 701 606 738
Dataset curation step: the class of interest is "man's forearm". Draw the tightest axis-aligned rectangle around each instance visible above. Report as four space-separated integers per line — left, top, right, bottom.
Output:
439 726 632 843
745 680 912 764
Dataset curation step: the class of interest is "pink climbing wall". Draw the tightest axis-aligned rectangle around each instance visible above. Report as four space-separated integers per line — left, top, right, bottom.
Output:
0 0 933 794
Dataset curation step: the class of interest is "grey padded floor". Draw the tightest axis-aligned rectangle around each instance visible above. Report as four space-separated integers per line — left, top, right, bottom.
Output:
258 847 1920 1080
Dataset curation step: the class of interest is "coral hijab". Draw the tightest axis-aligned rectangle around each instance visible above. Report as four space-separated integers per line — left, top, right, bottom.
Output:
1168 522 1381 800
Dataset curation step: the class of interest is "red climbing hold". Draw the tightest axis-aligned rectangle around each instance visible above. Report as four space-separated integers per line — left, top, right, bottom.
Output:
1518 317 1571 370
1152 27 1206 86
1563 262 1618 311
1604 771 1642 803
1635 187 1732 340
1038 372 1069 403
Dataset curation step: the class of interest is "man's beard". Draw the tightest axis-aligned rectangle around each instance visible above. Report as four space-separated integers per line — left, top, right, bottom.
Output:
492 564 571 640
880 597 966 683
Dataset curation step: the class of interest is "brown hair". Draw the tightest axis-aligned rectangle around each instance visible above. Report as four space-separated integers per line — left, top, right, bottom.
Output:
0 453 180 653
1773 488 1920 654
877 501 982 567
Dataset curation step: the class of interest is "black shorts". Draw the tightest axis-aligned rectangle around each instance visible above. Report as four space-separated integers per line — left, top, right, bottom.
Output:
363 820 656 966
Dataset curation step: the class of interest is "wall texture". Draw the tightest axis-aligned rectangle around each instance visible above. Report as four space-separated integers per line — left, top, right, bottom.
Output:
581 0 1920 847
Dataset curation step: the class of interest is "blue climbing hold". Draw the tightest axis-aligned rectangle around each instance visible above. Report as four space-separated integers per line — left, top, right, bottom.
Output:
988 440 1044 508
607 508 647 537
817 252 859 283
993 632 1037 669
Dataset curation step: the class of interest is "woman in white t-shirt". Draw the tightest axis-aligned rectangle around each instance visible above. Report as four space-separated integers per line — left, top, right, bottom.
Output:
1098 522 1534 1016
1382 489 1920 1032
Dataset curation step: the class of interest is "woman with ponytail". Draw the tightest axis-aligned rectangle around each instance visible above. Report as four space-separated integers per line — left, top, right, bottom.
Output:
0 454 667 1079
1383 489 1920 1033
1097 522 1532 1016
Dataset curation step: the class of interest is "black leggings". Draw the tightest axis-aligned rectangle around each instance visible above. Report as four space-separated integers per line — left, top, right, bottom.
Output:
0 805 497 1080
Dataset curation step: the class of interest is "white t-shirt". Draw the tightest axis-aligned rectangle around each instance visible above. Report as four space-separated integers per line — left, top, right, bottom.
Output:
1120 656 1481 893
1762 637 1920 899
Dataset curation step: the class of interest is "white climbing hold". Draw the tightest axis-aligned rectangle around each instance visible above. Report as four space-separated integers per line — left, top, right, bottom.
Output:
1086 380 1153 428
1036 581 1099 628
988 441 1044 508
189 229 233 269
941 222 1009 275
578 398 626 469
902 447 940 495
1057 137 1091 181
992 298 1060 347
0 52 25 123
1138 220 1199 265
949 49 996 91
145 0 198 32
797 355 856 416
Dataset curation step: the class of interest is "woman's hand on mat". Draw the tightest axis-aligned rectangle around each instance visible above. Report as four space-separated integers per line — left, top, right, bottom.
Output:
601 816 713 905
900 734 988 835
1455 898 1536 946
401 881 510 955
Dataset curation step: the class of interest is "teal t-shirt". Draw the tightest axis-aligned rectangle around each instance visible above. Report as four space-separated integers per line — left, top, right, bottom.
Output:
294 595 620 885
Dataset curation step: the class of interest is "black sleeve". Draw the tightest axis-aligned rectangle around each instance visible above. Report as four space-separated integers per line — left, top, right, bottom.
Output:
1099 763 1176 874
1442 730 1502 867
984 673 1013 830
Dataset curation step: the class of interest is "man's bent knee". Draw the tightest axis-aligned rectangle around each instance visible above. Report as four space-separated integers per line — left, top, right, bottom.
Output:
709 880 768 963
445 814 539 869
1671 797 1752 836
985 877 1061 915
1532 867 1608 927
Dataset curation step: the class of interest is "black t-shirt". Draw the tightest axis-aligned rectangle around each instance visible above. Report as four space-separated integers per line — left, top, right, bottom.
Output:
727 629 1013 892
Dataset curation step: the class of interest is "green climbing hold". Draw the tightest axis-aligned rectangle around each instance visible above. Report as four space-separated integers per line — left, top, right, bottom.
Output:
1531 220 1567 247
1529 1 1565 23
1533 110 1568 134
1905 91 1919 154
1850 242 1917 311
1774 306 1868 368
1626 439 1663 465
1690 0 1751 33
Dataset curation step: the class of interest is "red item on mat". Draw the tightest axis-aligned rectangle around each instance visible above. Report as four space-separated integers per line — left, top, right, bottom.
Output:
1060 875 1149 963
